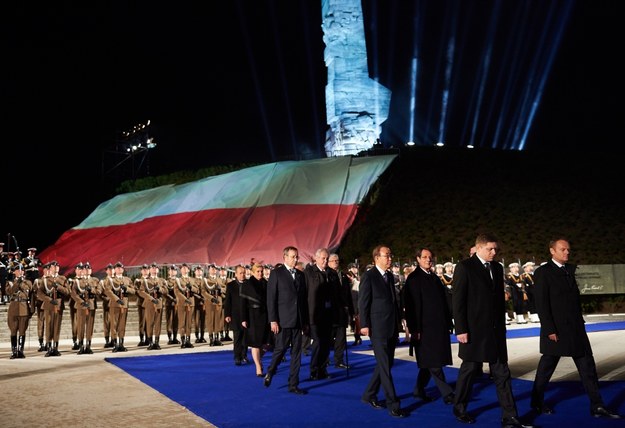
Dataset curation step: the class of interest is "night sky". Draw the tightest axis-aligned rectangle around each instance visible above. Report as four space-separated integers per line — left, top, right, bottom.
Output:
2 0 622 253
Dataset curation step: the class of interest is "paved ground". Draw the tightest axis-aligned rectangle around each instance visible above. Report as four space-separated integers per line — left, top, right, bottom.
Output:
1 314 624 428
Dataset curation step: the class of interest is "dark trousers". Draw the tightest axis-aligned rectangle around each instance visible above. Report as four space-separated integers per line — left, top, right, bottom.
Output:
454 360 517 418
362 335 400 411
531 354 604 410
415 367 454 398
332 325 347 364
232 327 247 361
310 323 332 375
267 327 303 389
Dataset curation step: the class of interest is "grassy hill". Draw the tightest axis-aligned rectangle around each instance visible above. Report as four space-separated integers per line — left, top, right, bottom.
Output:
337 146 625 267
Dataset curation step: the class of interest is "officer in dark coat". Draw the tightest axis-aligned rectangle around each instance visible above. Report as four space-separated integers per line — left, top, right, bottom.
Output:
403 248 454 404
530 238 621 419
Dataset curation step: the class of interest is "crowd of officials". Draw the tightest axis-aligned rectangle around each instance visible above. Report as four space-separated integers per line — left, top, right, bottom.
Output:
1 236 622 426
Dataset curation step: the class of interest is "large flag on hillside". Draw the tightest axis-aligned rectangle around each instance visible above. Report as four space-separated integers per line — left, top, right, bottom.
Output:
39 155 396 273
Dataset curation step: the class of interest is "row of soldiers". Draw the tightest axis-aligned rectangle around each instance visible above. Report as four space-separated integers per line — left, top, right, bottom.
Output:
4 259 240 359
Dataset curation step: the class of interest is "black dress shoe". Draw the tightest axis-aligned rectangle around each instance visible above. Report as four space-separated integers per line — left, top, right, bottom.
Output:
389 408 408 418
443 393 455 405
501 416 533 428
335 362 350 369
263 374 272 387
531 404 554 414
288 387 307 395
591 406 621 419
453 410 475 424
361 398 383 410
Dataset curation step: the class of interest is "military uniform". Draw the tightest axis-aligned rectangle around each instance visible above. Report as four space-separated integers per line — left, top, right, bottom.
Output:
104 262 135 352
97 264 115 347
173 264 198 348
506 262 528 324
137 263 167 349
0 244 8 304
36 261 69 356
23 248 41 283
521 261 539 323
192 266 208 343
70 264 97 354
165 266 181 344
134 265 150 346
32 264 51 351
200 269 225 346
6 264 33 358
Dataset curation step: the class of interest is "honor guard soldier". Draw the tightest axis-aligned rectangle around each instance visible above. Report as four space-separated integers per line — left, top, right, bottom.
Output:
165 265 181 344
32 262 51 351
506 262 528 324
137 262 167 350
521 261 540 323
173 263 198 348
97 263 115 348
218 266 232 342
104 262 135 352
205 264 225 346
134 264 150 346
192 265 208 343
6 264 33 359
37 260 69 356
24 247 42 282
67 263 85 350
70 263 97 354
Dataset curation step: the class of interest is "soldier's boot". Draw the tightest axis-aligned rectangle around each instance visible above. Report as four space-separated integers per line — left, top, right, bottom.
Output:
223 330 232 341
52 342 61 356
167 332 173 345
180 336 186 349
147 336 154 350
199 329 207 343
37 337 46 352
72 337 80 350
103 336 112 348
208 334 214 346
138 333 145 346
85 340 93 354
118 338 127 352
153 337 161 350
186 336 194 348
194 331 200 343
172 333 181 345
17 335 26 358
213 333 223 346
77 340 85 355
44 342 53 357
10 336 18 359
111 338 119 352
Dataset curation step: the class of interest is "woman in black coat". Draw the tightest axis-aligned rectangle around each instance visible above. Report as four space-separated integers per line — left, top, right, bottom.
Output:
241 263 270 376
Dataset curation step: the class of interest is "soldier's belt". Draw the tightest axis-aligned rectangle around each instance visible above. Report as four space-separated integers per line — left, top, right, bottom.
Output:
11 298 29 302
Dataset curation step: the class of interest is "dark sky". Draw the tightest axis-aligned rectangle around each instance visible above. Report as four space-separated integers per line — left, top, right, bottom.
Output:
2 0 622 254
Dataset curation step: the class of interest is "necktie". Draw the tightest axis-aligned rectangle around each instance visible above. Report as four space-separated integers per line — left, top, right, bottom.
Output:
484 262 493 279
289 268 296 276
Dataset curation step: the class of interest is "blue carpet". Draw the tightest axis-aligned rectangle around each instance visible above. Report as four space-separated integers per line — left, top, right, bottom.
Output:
107 322 625 428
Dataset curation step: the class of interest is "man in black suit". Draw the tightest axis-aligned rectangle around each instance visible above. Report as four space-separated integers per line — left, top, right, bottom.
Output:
224 265 248 365
530 238 621 419
359 245 407 418
264 246 309 395
304 247 336 380
403 247 455 405
452 233 531 428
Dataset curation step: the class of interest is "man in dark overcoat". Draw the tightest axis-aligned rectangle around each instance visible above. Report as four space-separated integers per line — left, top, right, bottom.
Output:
403 248 454 404
530 238 621 419
452 233 530 427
